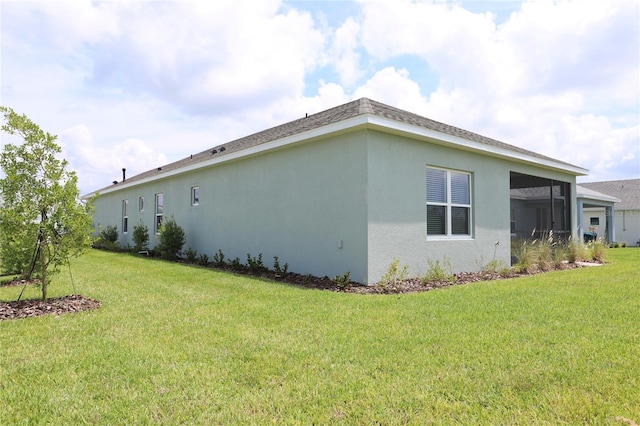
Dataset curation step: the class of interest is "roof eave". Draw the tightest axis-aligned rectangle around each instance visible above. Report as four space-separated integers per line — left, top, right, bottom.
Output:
365 115 589 176
84 113 587 199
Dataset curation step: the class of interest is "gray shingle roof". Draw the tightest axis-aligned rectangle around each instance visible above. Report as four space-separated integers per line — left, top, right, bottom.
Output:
579 179 640 210
92 98 584 194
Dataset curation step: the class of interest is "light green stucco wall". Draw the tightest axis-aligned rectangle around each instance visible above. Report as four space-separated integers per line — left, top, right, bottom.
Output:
91 128 578 284
365 130 578 282
92 131 370 281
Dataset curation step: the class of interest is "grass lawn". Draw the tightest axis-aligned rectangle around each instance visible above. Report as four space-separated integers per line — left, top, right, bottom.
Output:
1 249 638 424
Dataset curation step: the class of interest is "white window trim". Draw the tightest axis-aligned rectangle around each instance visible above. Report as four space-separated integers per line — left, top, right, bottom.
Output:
191 186 200 206
426 167 473 240
139 196 144 212
155 193 164 234
122 199 129 234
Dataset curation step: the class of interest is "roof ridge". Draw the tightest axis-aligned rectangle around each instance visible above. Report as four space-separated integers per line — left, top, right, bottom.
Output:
358 98 375 115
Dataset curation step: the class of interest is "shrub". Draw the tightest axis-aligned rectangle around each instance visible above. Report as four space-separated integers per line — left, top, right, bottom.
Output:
535 233 555 272
332 271 352 291
273 256 288 276
566 237 589 263
185 247 198 263
247 253 267 274
422 257 454 284
213 249 226 267
589 239 607 263
94 225 119 251
197 253 210 266
100 225 119 243
156 217 186 260
480 258 511 278
552 246 566 270
378 258 409 292
230 257 243 271
621 241 627 248
132 221 149 253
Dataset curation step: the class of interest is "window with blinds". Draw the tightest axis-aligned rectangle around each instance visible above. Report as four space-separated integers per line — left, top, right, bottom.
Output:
426 167 472 237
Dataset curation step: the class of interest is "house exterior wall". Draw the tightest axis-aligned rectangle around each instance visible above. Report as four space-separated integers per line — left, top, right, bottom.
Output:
582 207 608 238
581 208 640 244
364 130 578 282
615 209 640 245
91 128 579 284
91 131 370 282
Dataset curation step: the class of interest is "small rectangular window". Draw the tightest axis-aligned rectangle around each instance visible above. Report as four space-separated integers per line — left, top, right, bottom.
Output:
191 186 200 206
155 193 164 233
122 200 129 234
426 167 472 238
590 217 599 226
139 196 144 212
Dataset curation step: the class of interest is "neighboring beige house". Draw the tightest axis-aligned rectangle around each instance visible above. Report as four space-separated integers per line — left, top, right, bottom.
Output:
84 98 588 283
579 179 640 246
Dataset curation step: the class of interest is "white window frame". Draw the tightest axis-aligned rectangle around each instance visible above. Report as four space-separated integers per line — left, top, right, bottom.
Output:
191 186 200 206
139 196 144 212
155 193 164 234
122 199 129 234
426 167 473 239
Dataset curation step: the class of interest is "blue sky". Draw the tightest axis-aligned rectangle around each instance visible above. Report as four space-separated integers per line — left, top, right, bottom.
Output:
1 0 638 195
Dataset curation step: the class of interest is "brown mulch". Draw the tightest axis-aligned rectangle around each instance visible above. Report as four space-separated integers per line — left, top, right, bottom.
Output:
0 285 101 321
219 260 596 294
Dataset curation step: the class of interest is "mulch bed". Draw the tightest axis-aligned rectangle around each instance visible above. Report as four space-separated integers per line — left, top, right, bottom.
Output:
0 279 101 321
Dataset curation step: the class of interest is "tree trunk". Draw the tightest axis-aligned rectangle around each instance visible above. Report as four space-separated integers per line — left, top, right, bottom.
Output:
40 241 47 301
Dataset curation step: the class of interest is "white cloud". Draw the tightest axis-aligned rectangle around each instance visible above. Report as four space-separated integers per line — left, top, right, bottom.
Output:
354 67 429 113
85 1 326 115
2 0 637 196
331 17 365 87
61 124 168 193
349 0 639 177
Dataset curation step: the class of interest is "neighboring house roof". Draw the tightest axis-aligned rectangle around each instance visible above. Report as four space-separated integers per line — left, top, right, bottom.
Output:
85 98 588 197
578 179 640 210
576 185 621 204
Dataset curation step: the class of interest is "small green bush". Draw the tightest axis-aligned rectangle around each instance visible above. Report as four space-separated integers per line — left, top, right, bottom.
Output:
197 253 210 266
332 271 352 291
156 217 186 260
185 247 198 263
589 239 607 263
132 221 149 253
566 237 589 263
422 257 454 284
480 258 511 278
100 225 119 243
230 257 243 271
94 225 120 251
273 256 288 276
247 253 267 274
213 249 226 267
378 258 409 292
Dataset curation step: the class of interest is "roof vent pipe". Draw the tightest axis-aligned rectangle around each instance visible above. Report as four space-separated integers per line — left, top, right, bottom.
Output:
122 168 126 182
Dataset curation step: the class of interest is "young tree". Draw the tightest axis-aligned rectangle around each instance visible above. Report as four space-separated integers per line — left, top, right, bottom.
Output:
0 106 94 301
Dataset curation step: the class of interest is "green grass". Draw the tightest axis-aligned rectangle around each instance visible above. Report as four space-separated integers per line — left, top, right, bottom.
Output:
1 249 638 424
